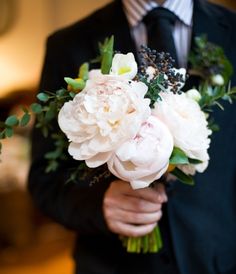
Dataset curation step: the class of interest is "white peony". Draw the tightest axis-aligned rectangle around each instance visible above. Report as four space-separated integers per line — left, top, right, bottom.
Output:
107 116 174 189
88 69 102 79
58 74 151 168
110 53 138 79
152 92 212 174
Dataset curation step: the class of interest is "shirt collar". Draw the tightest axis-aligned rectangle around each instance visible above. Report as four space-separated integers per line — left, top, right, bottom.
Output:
122 0 193 28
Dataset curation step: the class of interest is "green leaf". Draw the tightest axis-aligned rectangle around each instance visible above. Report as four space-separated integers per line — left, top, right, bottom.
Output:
69 92 76 98
45 150 61 160
5 115 19 127
42 126 48 138
5 127 14 138
169 147 189 165
171 167 194 185
188 158 202 164
0 131 6 139
101 36 114 74
31 103 43 114
37 92 49 102
64 77 85 91
20 113 31 127
45 160 59 173
45 102 57 121
21 105 29 113
56 89 66 97
79 62 89 81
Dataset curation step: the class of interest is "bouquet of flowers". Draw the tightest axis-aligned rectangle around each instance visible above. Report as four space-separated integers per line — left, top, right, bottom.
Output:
0 36 235 253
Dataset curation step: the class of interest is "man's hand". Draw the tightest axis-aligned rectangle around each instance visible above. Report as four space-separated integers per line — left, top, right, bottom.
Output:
103 180 167 237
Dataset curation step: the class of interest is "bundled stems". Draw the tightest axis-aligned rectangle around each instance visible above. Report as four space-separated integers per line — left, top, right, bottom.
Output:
120 225 162 253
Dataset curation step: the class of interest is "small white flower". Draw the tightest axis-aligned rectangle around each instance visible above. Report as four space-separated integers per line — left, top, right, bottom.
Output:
146 66 156 82
108 116 174 189
186 89 201 102
110 53 138 79
211 74 224 86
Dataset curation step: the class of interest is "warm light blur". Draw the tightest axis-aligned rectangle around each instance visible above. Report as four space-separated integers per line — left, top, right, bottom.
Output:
0 1 235 273
0 0 111 98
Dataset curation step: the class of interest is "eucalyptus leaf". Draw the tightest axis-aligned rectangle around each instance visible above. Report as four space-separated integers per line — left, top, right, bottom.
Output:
5 127 14 138
45 150 62 160
56 89 66 97
5 115 19 127
31 103 43 114
20 113 31 127
37 93 50 102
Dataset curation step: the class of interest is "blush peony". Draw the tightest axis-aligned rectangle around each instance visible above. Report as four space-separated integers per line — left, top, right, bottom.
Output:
58 75 151 168
107 116 174 189
152 92 212 174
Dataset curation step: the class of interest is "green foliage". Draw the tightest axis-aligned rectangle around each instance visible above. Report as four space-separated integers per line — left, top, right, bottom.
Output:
99 36 114 74
79 62 89 81
169 147 189 165
169 147 202 166
45 133 68 173
20 113 31 127
171 167 194 185
64 77 85 91
189 35 233 83
5 115 19 127
31 103 43 114
140 73 167 108
37 92 49 102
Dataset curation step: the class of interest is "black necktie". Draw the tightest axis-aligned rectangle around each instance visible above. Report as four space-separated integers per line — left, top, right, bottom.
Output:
143 7 179 67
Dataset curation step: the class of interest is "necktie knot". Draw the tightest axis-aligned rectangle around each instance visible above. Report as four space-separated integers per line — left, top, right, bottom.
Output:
142 7 179 67
143 7 178 27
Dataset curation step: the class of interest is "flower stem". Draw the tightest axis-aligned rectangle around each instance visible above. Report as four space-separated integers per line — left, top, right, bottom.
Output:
120 224 162 253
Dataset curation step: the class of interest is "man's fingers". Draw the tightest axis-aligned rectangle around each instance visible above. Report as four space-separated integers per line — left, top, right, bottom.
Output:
155 183 168 203
106 208 162 225
104 194 162 213
107 221 157 237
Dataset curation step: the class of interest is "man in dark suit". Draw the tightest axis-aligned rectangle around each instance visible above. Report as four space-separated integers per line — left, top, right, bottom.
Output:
28 0 236 273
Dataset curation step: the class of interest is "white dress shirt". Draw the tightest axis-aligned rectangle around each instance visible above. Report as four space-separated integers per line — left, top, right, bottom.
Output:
122 0 193 68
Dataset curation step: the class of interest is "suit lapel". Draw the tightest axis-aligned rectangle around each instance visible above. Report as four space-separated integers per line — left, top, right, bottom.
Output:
185 0 232 90
192 0 231 50
88 0 137 62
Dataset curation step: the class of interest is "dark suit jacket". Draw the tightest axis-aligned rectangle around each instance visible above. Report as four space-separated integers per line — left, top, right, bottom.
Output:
28 1 236 273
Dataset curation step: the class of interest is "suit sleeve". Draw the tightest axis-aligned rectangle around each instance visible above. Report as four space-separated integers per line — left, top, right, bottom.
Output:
28 34 113 236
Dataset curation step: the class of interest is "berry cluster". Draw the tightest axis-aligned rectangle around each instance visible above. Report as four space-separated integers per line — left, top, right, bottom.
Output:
138 45 185 94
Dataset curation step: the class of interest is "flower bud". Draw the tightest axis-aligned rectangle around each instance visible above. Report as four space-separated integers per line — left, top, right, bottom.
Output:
186 89 201 102
211 74 224 86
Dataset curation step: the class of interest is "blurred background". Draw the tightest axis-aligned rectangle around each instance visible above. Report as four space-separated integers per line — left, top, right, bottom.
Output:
0 1 235 273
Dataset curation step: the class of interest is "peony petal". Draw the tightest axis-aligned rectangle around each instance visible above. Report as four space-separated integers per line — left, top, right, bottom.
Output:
86 152 113 168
